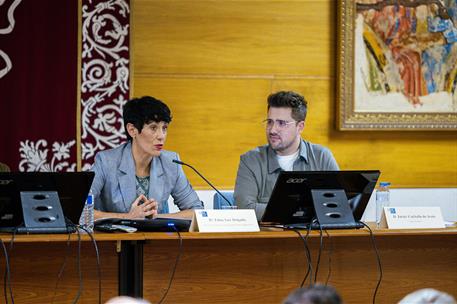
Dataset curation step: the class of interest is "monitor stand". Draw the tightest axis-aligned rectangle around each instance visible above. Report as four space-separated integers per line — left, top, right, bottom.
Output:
284 189 364 230
17 191 71 233
308 189 362 229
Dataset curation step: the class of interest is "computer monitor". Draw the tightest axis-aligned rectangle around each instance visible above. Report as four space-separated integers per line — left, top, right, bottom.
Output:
0 172 94 233
261 170 380 229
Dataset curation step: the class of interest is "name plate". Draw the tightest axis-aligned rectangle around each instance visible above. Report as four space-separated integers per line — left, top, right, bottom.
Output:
382 207 445 229
190 209 260 232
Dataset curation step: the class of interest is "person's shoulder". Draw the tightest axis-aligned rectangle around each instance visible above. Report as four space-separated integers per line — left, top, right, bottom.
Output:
158 150 179 169
240 144 268 160
159 150 178 160
303 140 333 155
94 143 129 166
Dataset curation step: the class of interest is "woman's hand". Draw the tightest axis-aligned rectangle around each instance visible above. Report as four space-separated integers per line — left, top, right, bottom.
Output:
128 194 158 219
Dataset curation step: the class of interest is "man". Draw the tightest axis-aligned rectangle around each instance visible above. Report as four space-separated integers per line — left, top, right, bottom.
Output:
234 91 339 219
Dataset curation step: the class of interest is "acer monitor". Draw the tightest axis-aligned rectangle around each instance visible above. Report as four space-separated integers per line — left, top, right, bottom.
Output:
261 170 380 229
0 172 94 233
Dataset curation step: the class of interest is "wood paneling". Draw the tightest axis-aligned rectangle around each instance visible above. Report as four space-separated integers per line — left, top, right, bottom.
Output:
133 0 334 76
0 242 118 304
141 229 457 304
132 0 457 188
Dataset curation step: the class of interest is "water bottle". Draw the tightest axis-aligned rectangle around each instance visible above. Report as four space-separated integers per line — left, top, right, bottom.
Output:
376 182 390 228
79 191 94 232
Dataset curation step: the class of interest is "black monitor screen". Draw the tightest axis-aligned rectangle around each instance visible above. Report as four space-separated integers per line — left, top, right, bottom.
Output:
0 172 94 230
261 170 380 226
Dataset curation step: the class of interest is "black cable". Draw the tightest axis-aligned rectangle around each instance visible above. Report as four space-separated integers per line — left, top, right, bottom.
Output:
157 226 183 304
324 230 333 286
314 225 324 284
3 227 17 304
360 222 383 304
79 226 102 304
290 228 312 289
1 239 11 304
305 222 314 287
52 231 73 304
72 228 83 304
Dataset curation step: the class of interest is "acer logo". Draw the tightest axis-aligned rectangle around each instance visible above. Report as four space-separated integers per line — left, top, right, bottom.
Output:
0 179 13 185
286 178 307 183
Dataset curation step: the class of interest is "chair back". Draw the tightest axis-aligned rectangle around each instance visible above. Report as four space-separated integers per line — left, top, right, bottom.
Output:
213 192 235 209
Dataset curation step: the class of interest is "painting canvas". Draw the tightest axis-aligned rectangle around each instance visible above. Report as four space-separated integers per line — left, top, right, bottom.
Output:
338 0 457 130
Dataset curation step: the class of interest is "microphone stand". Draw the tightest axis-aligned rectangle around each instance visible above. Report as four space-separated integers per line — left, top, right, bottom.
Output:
172 159 233 206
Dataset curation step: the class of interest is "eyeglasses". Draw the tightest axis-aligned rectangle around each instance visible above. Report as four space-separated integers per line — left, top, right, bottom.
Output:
263 119 296 129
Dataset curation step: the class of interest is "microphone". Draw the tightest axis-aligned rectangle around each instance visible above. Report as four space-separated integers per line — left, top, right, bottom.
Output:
172 159 233 206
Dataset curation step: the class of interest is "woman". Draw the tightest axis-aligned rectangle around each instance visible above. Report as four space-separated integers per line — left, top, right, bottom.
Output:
91 96 202 220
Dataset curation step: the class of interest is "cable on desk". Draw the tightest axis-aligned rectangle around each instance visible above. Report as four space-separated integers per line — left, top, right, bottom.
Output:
78 225 102 304
157 226 183 304
324 230 333 286
360 222 383 304
71 228 83 304
304 221 314 287
288 223 313 288
51 231 72 304
314 224 324 284
1 238 13 304
3 227 18 304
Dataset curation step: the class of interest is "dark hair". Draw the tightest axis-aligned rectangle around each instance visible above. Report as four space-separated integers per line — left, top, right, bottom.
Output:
123 96 172 141
267 91 308 122
283 285 342 304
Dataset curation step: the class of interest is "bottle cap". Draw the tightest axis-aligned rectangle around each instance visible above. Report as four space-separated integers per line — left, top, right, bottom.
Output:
379 182 391 187
87 194 94 205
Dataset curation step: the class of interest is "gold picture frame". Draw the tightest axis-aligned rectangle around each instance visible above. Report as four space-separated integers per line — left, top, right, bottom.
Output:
337 0 457 130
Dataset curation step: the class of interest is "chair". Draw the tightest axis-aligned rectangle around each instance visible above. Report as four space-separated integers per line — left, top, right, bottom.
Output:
0 162 10 172
213 192 235 209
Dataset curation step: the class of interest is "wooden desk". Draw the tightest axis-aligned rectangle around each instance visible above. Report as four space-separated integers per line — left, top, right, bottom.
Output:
0 233 142 304
1 228 456 304
141 228 457 304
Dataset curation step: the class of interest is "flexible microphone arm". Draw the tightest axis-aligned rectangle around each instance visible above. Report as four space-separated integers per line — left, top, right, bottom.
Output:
172 159 233 206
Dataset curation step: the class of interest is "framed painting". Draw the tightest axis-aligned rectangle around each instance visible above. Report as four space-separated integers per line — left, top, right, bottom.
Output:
337 0 457 130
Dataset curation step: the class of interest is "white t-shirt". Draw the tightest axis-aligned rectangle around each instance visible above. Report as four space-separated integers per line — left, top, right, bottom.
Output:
277 150 299 171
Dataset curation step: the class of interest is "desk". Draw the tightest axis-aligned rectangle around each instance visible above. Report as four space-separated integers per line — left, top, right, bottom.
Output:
141 228 457 304
1 228 456 303
0 233 141 304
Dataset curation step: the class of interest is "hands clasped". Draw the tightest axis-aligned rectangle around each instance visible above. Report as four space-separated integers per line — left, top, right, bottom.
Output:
128 194 158 219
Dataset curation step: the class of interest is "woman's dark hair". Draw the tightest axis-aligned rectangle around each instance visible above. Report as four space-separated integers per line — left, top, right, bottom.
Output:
123 96 172 141
267 91 308 122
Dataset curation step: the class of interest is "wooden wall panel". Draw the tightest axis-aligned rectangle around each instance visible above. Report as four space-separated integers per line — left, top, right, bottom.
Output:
132 0 457 188
133 0 334 76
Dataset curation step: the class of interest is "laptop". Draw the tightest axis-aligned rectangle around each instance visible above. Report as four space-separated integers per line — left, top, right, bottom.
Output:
260 170 380 229
95 217 192 232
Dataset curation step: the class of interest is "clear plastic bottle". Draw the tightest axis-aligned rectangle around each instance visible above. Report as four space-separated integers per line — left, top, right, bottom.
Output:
376 182 390 228
79 191 94 232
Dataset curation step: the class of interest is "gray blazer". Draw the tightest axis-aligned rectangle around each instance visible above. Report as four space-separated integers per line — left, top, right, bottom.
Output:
91 142 202 214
